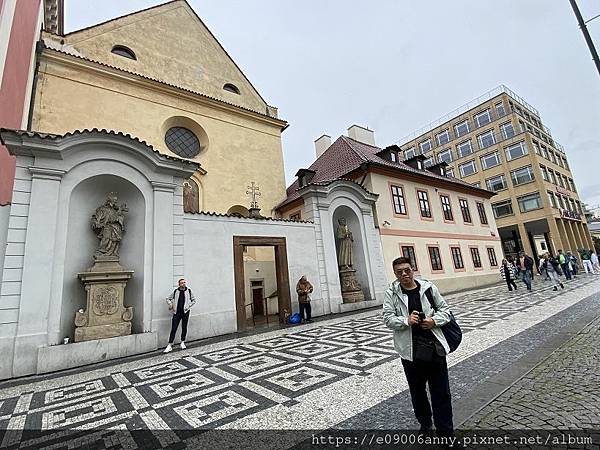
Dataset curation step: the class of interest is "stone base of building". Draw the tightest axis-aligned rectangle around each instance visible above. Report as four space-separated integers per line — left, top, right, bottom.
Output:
37 332 158 374
74 322 132 342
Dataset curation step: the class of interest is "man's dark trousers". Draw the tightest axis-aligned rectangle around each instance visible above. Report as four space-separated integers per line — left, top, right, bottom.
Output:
168 311 190 343
401 358 453 434
299 302 311 321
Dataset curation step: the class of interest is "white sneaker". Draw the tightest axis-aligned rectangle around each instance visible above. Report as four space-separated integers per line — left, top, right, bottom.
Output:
163 344 173 353
180 342 187 350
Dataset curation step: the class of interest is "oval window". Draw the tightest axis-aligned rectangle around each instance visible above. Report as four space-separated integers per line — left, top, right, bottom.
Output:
111 45 136 60
165 127 201 158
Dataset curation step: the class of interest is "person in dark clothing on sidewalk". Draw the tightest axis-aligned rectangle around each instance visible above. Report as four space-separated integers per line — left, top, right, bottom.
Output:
515 252 534 291
500 258 518 291
164 278 196 353
296 275 314 323
383 257 454 437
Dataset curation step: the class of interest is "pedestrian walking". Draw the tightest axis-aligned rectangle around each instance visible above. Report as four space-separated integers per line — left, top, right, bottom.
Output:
558 250 572 280
164 278 196 353
581 250 595 274
539 253 564 291
383 257 454 437
590 250 600 273
500 258 518 291
296 275 314 323
515 251 534 291
567 251 578 277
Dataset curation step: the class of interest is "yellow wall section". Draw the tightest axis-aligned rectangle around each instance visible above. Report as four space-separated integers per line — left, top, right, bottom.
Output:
57 1 267 114
31 54 287 215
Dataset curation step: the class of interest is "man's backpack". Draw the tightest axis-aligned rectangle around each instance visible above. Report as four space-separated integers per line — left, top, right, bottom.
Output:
424 287 462 353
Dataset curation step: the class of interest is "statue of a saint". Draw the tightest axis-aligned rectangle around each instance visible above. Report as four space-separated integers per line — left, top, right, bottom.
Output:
92 192 128 259
183 179 199 213
336 218 354 269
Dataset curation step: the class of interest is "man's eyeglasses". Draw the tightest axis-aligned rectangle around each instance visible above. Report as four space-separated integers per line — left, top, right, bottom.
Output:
394 267 413 274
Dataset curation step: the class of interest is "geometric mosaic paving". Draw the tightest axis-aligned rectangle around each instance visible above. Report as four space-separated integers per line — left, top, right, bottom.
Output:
0 277 595 449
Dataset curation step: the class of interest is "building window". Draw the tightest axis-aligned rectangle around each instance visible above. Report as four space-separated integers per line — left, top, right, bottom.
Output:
451 247 464 269
417 190 432 218
290 212 301 220
480 151 500 169
548 150 557 164
420 139 432 153
500 121 515 139
476 202 488 225
459 160 477 177
540 145 548 159
111 45 137 60
563 175 570 190
511 166 535 186
459 198 472 223
562 157 569 169
569 178 576 192
487 247 498 267
440 194 453 221
446 167 455 178
533 141 540 154
401 246 418 271
436 130 450 146
548 169 557 184
492 199 514 218
424 157 434 168
457 140 473 158
547 191 557 208
428 246 443 271
472 181 481 188
517 192 543 213
404 147 416 160
454 120 470 137
223 83 241 94
495 101 506 118
477 130 496 149
557 195 566 209
165 127 201 158
486 174 508 192
474 109 491 127
438 148 453 163
505 141 528 160
390 185 407 215
470 247 482 268
540 165 548 181
556 175 564 188
391 152 397 162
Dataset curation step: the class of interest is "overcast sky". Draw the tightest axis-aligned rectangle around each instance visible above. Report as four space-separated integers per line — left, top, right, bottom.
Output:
66 1 600 208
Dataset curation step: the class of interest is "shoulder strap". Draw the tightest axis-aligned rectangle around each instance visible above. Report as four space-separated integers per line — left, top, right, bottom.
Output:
424 287 435 310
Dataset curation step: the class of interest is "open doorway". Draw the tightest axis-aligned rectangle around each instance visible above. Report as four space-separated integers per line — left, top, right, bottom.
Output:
233 237 292 331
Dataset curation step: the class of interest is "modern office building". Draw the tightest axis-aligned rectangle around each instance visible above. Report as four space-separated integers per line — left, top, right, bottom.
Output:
397 86 593 260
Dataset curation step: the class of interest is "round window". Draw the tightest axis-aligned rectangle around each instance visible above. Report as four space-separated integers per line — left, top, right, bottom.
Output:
165 127 201 158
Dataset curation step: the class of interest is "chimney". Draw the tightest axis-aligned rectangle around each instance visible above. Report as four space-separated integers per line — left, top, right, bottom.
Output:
315 134 332 159
347 124 375 146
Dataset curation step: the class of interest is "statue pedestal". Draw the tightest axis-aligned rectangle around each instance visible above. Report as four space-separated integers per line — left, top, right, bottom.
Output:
339 267 365 303
75 258 134 342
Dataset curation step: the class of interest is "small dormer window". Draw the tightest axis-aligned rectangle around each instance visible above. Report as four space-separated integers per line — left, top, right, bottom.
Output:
223 83 240 94
111 45 136 60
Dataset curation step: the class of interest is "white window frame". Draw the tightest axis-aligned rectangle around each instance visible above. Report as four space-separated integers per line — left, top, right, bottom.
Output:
517 193 543 213
419 139 432 153
500 121 515 139
504 141 528 161
511 166 535 186
436 130 450 146
446 167 455 178
457 140 473 158
404 147 416 160
540 165 548 181
424 157 434 168
438 148 453 163
477 130 496 149
459 160 477 177
486 174 508 192
454 120 470 138
492 200 514 218
495 101 506 117
480 151 500 169
547 191 557 208
474 109 491 127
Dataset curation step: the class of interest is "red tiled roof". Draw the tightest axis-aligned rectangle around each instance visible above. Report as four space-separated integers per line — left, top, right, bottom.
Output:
277 136 493 210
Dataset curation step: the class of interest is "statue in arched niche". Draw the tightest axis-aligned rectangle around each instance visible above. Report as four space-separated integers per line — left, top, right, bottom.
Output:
336 217 354 269
183 179 199 213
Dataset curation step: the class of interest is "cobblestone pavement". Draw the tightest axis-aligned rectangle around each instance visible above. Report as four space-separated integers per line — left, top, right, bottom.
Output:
462 315 600 431
0 276 598 449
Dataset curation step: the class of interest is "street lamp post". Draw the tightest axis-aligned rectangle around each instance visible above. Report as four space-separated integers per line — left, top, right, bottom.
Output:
569 0 600 78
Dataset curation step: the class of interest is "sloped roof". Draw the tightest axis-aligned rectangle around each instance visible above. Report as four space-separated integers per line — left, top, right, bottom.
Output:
277 135 493 210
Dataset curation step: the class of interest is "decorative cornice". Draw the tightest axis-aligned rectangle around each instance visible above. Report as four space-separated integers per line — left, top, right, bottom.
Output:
28 167 66 181
151 181 177 192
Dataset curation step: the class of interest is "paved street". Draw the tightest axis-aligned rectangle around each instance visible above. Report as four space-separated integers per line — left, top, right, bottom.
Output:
0 275 599 449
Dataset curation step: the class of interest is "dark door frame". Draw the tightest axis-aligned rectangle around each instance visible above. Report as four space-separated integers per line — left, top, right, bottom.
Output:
233 236 291 331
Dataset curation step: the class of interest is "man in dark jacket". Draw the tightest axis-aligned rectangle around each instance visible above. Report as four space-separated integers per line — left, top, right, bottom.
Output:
515 252 534 291
296 276 314 323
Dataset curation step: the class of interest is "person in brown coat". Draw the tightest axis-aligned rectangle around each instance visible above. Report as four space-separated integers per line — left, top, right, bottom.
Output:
296 275 314 323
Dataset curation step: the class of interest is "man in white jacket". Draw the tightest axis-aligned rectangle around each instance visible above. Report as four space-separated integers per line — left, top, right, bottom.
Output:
164 278 196 353
383 256 453 436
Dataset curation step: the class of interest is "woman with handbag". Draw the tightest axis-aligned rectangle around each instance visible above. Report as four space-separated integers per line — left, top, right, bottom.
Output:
500 258 518 291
